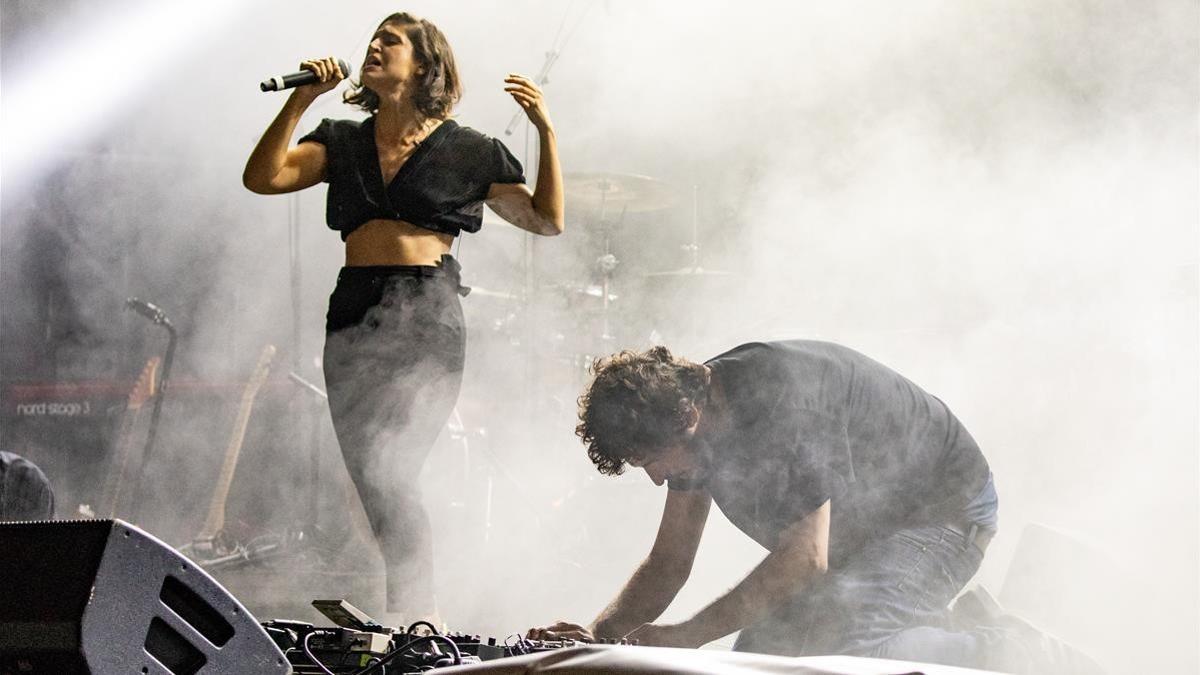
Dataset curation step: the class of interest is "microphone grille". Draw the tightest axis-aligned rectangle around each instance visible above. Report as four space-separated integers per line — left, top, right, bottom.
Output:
337 59 353 79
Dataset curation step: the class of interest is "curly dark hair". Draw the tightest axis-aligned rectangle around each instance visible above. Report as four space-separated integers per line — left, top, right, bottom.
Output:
344 12 462 119
576 346 710 476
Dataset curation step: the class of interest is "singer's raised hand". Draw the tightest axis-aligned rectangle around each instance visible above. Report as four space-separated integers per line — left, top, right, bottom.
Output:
505 74 552 132
296 57 346 99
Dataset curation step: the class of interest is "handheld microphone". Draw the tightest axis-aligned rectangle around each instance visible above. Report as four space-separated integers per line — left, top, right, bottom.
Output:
260 59 352 92
125 297 173 328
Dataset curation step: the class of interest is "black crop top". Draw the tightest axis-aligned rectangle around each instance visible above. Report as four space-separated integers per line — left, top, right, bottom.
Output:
298 117 525 240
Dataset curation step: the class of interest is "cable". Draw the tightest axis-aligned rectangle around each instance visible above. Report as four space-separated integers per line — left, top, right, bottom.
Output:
405 620 440 635
557 1 595 54
302 630 339 675
549 1 572 49
504 633 533 655
352 634 463 675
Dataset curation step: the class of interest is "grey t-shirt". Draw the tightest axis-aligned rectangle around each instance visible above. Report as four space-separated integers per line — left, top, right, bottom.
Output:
681 341 989 565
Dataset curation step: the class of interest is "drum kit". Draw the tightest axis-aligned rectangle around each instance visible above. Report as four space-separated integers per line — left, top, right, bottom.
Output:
464 172 732 383
440 172 735 553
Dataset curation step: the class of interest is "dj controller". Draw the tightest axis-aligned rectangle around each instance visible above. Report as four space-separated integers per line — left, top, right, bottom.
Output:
261 600 627 674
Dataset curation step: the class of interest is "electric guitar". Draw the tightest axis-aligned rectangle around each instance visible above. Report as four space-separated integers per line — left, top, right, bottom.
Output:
78 356 160 519
186 344 276 558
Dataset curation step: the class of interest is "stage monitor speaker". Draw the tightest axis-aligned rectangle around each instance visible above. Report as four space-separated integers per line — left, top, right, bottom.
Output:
0 519 291 674
998 522 1129 674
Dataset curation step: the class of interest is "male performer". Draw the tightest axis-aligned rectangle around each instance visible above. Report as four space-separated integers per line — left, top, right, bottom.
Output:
532 340 1002 666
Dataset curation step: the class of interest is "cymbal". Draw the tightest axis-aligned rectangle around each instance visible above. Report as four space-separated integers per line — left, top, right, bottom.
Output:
644 266 731 278
564 172 677 218
538 282 619 302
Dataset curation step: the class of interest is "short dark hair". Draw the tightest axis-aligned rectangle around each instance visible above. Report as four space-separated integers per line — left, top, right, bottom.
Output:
345 12 462 119
576 346 710 476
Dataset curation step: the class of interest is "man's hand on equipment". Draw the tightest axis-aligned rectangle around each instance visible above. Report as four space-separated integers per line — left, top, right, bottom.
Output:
526 621 595 642
623 622 699 648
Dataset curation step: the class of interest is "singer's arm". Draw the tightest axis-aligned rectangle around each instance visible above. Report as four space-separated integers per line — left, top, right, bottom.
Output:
243 58 342 194
484 74 563 236
242 91 327 194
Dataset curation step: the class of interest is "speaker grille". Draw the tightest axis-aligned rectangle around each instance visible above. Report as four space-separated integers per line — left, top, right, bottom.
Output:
145 616 208 675
159 575 235 647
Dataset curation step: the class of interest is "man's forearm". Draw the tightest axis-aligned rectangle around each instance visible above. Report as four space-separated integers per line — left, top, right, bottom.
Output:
591 558 687 638
676 547 825 646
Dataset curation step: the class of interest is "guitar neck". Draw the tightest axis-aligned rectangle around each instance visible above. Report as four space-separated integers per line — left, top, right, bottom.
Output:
83 357 159 520
196 346 275 543
98 409 144 518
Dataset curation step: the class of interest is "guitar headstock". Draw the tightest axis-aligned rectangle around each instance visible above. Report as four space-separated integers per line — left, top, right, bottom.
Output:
127 357 162 410
244 344 277 399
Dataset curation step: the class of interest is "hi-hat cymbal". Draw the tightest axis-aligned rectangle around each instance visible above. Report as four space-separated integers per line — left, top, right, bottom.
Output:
644 266 731 279
564 172 677 219
539 282 619 303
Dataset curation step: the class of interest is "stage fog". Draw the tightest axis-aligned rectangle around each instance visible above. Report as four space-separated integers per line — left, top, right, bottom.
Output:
1 1 1196 672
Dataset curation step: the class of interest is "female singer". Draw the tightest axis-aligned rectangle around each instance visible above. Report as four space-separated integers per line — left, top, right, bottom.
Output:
243 11 563 621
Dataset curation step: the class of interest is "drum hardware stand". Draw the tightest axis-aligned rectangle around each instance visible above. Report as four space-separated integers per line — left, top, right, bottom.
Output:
442 409 581 567
594 199 623 344
681 184 706 271
444 408 495 544
287 370 333 552
642 185 731 353
645 185 728 279
124 297 176 524
442 409 552 548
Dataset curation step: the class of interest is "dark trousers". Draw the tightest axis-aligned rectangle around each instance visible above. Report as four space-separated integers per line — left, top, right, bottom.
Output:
322 260 465 617
735 476 999 668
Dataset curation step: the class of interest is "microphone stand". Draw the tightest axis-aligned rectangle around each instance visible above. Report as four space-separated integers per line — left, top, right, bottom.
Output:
125 298 177 524
288 370 327 551
503 46 564 439
503 49 560 137
284 190 334 557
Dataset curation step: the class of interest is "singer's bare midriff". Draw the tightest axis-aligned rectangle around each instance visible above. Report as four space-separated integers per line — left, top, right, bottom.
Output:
344 219 454 267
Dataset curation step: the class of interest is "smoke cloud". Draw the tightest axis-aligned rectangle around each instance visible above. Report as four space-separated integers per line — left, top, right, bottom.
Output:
1 0 1195 671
